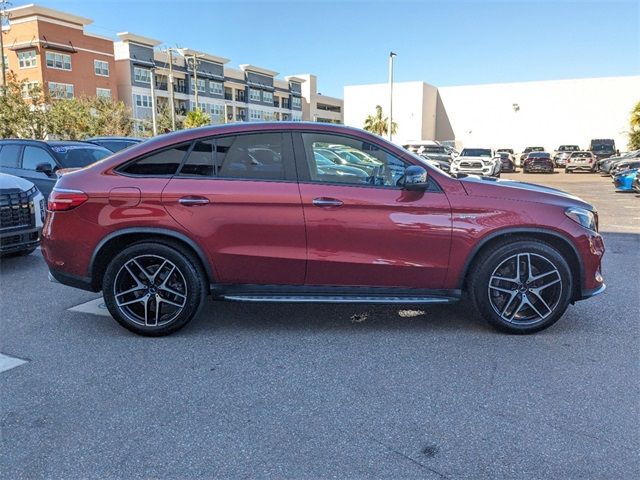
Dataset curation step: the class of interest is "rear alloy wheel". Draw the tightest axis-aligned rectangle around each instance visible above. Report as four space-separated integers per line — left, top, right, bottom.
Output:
103 243 205 336
470 240 573 333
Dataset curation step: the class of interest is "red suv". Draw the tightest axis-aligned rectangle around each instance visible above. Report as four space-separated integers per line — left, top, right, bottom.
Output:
42 123 605 336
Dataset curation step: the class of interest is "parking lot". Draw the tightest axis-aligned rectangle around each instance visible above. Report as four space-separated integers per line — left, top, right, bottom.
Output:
1 172 638 479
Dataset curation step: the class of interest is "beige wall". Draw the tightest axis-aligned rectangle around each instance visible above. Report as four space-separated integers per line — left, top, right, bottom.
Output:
345 76 639 151
437 76 640 152
344 81 438 144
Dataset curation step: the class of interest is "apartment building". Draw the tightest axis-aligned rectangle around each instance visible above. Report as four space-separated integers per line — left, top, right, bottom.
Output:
296 73 343 124
1 4 117 100
113 32 310 131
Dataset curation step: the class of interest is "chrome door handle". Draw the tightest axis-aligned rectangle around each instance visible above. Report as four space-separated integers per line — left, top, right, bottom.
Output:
179 196 210 206
312 197 343 207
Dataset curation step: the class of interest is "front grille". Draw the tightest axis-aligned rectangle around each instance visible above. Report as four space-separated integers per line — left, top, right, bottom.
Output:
0 187 37 230
460 161 483 169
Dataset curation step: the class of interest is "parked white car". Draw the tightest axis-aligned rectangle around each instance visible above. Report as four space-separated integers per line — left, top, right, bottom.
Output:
0 173 45 256
450 148 501 177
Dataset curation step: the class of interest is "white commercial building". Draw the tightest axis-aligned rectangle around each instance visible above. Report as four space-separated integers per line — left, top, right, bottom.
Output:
344 76 640 152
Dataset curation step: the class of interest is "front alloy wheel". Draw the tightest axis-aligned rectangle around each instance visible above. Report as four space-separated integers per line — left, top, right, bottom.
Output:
470 240 573 333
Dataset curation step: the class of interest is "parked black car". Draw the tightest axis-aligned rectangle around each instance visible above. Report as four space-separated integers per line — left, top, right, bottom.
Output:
523 152 554 173
495 152 516 172
0 140 111 198
0 173 45 256
519 146 544 164
85 136 143 153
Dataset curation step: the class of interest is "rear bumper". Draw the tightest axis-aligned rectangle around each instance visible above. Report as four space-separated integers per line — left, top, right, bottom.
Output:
48 267 98 292
579 283 606 300
566 164 595 171
524 165 554 172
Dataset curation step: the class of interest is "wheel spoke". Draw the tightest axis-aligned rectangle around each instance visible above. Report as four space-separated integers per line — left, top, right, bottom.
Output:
506 295 526 321
158 297 184 308
528 291 552 316
124 263 146 288
524 295 548 319
490 284 514 294
115 285 146 300
491 275 519 285
117 296 145 308
159 285 186 303
143 295 151 326
500 291 519 318
158 265 176 289
150 260 169 283
132 258 152 281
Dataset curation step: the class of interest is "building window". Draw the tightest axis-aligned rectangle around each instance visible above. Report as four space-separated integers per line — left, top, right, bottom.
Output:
292 112 302 121
134 67 151 84
49 82 74 99
96 88 111 99
22 81 39 98
94 60 109 77
18 50 37 69
191 77 206 93
263 91 273 104
209 81 223 96
211 104 223 116
45 52 71 70
134 94 152 108
292 96 301 109
236 89 246 102
248 88 261 102
2 54 8 69
248 108 263 121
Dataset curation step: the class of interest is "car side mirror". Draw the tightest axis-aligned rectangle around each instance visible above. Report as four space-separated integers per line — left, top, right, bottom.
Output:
35 163 54 176
400 165 428 191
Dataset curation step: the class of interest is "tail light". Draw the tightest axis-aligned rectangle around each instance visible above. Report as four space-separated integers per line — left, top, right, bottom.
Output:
48 188 89 211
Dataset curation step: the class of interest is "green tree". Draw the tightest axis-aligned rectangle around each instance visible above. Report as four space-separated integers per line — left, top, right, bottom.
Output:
0 72 48 139
628 101 640 150
140 102 183 136
184 108 211 129
47 96 134 139
363 105 397 137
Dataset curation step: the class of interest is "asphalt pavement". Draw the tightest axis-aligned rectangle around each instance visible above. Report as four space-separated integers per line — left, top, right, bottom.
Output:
1 171 638 479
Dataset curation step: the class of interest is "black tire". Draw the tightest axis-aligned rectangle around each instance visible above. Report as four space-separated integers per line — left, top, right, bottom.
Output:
469 240 573 334
565 168 571 173
102 242 206 336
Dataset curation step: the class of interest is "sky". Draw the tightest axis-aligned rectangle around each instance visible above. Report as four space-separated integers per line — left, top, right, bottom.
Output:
12 0 640 97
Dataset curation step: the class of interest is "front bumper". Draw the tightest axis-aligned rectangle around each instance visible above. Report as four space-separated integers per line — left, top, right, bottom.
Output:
579 283 606 300
0 227 41 254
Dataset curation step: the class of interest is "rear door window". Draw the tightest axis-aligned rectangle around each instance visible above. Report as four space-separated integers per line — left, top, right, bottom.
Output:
22 146 57 170
0 145 22 168
120 143 191 176
217 133 286 180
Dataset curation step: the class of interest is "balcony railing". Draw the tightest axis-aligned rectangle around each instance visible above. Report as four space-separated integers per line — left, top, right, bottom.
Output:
224 93 233 101
235 92 246 102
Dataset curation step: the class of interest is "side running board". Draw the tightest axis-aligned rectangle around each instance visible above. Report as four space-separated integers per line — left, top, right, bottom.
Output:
220 295 459 304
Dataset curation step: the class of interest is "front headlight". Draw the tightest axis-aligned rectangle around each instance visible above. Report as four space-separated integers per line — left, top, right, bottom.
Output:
565 207 598 231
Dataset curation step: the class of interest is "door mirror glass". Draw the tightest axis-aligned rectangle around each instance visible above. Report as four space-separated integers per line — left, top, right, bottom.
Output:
401 165 428 190
35 162 54 176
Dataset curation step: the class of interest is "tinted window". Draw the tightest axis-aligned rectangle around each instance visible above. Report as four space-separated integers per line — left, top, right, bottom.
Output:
180 140 214 177
302 133 407 186
50 145 111 168
461 148 492 157
22 146 57 170
217 133 285 180
121 143 190 176
98 141 138 152
0 145 21 168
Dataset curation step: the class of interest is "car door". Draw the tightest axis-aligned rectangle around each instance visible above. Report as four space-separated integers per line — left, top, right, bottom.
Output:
162 131 307 285
295 131 452 289
19 145 59 198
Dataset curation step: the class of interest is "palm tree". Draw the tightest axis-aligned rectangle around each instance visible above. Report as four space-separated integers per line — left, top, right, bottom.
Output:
629 101 640 150
363 105 397 136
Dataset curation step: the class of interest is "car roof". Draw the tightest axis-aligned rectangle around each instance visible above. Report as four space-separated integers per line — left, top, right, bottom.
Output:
48 140 103 146
85 136 143 142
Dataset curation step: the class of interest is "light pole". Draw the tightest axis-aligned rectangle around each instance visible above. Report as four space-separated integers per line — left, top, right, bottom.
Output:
178 49 204 112
388 51 396 142
0 0 12 90
149 67 158 136
165 48 177 131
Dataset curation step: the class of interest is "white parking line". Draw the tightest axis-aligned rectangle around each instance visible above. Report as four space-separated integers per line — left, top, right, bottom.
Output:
68 298 112 318
0 353 28 374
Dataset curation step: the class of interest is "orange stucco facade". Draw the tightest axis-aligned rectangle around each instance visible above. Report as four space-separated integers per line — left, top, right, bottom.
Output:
1 9 117 99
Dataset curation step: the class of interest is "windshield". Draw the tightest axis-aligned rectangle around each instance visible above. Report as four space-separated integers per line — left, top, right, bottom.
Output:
571 152 591 158
593 144 615 153
529 152 551 158
422 146 447 154
408 150 452 177
460 148 492 157
50 144 112 168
